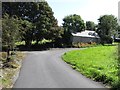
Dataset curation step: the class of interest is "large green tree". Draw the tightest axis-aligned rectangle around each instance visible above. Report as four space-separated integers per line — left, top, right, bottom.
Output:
2 1 62 46
63 14 85 33
34 1 62 44
62 14 85 45
2 2 41 46
2 2 39 23
86 21 96 31
97 15 118 44
2 14 21 59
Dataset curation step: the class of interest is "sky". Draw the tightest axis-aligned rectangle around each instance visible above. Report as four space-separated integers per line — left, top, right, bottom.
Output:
46 0 120 26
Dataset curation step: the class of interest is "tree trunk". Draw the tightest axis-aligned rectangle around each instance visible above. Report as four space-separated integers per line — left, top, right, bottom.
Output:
35 40 39 45
6 46 10 62
25 41 31 47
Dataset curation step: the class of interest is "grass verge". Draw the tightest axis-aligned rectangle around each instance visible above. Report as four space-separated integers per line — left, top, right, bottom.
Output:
0 52 25 88
62 46 119 88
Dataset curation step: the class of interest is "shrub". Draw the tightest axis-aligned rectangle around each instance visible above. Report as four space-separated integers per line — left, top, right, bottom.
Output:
2 45 8 51
72 42 97 48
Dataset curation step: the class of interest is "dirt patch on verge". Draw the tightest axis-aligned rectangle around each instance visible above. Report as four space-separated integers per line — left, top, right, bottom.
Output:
0 52 26 88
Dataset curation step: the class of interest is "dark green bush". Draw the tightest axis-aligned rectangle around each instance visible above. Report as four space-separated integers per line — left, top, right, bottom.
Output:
2 45 8 51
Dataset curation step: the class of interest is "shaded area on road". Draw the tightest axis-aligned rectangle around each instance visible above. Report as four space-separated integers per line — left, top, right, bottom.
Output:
16 42 71 51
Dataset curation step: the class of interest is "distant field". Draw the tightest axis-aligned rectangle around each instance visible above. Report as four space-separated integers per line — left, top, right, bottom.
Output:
62 46 118 87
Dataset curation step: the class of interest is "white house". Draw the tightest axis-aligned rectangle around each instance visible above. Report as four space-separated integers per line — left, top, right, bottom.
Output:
71 30 100 43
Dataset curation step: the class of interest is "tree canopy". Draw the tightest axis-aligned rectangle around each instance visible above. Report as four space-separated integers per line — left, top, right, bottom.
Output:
86 21 96 31
20 19 34 46
2 14 21 49
62 14 85 45
2 1 63 47
97 15 118 44
63 14 85 33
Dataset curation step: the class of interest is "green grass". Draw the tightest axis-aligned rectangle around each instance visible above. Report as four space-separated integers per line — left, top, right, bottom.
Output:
62 46 119 87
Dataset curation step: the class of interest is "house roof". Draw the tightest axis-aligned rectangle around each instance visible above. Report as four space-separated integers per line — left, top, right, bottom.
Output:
71 30 100 38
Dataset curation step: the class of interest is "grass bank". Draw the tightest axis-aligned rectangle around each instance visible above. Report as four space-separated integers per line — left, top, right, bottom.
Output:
62 46 119 88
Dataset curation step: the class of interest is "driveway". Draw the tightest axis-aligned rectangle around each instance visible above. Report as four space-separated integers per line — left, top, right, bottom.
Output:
13 48 107 88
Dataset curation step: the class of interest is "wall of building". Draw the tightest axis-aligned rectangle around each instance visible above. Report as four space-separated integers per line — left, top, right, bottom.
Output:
71 36 100 43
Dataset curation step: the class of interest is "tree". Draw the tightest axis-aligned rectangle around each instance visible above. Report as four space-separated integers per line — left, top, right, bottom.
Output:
34 1 62 44
86 21 96 31
97 15 118 44
62 14 85 46
2 2 44 45
20 20 34 46
2 14 21 60
2 2 39 23
63 14 85 33
53 26 64 47
2 1 62 46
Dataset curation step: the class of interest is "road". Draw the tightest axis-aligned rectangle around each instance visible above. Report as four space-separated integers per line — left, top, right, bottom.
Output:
13 48 107 88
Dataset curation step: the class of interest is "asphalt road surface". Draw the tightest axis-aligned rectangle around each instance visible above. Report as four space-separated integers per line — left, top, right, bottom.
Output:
13 48 107 88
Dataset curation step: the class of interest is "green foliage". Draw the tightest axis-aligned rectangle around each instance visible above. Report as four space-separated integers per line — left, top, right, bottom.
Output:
2 2 62 46
2 2 42 22
97 15 118 44
20 19 34 46
62 46 118 88
34 2 63 44
86 21 96 31
63 14 85 33
2 14 21 50
62 14 85 46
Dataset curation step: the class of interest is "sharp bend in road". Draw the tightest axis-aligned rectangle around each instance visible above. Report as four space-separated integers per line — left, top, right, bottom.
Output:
13 48 107 88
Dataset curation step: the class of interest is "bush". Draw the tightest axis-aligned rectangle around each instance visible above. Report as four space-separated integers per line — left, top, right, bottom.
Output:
2 45 8 51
